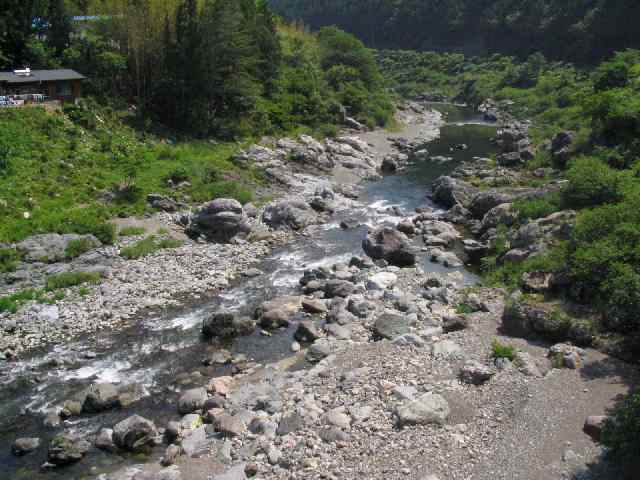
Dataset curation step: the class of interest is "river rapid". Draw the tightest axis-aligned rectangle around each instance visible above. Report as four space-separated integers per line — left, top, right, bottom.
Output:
0 104 497 480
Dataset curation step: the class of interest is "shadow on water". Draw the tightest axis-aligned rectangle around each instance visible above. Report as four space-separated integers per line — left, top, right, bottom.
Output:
0 104 498 479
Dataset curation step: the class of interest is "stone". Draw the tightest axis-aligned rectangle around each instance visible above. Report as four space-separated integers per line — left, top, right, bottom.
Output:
47 434 91 465
12 437 40 456
362 227 417 267
262 199 317 230
16 233 100 263
432 340 463 359
95 428 116 452
319 427 350 443
442 314 469 333
207 376 234 396
324 279 355 298
306 339 332 363
548 343 586 369
211 464 248 480
178 388 208 414
301 298 327 314
190 199 251 242
82 382 120 413
161 444 181 466
294 321 322 343
381 156 398 173
460 361 495 385
583 416 606 441
514 352 543 378
181 426 207 457
325 323 351 339
112 415 159 452
374 313 410 340
431 176 479 209
366 272 398 291
277 413 305 436
502 291 569 341
323 408 351 429
396 393 450 427
215 414 247 437
147 194 179 212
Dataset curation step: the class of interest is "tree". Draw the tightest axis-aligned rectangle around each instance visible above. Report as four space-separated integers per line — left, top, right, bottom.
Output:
47 0 72 55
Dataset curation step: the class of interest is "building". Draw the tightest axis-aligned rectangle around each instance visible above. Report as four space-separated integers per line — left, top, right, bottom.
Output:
0 69 86 103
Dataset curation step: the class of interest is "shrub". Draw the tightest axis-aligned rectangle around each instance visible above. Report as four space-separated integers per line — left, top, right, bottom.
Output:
119 226 146 237
0 248 20 273
456 303 474 315
562 156 626 208
513 193 562 221
45 272 102 291
120 236 183 260
0 289 41 314
601 392 640 476
64 238 95 260
491 339 516 361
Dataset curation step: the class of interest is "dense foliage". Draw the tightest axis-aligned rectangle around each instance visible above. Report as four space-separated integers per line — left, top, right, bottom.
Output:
0 0 393 137
601 391 640 475
270 0 640 63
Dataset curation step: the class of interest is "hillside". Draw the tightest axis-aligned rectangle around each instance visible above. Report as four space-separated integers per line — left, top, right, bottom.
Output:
270 0 640 63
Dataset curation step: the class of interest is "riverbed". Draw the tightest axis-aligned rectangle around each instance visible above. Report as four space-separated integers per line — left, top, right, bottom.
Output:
0 104 497 480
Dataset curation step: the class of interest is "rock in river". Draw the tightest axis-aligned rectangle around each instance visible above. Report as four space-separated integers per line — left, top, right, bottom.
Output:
362 227 417 267
113 415 159 452
48 434 91 465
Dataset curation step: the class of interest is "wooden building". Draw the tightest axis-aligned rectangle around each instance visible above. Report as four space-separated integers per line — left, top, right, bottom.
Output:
0 69 86 103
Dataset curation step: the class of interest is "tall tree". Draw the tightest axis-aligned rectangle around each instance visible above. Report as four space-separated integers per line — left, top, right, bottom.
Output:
47 0 72 55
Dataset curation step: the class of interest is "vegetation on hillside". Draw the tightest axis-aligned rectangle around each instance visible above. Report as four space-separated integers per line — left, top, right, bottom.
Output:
270 0 640 63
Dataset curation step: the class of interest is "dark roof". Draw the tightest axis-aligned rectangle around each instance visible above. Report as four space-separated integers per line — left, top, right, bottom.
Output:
0 69 86 84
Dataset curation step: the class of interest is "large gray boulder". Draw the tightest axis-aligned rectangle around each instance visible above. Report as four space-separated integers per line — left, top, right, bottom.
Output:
362 227 416 267
178 388 208 414
374 313 410 339
469 190 517 219
396 393 450 427
190 199 251 242
15 233 101 263
262 199 317 230
502 291 569 341
112 415 158 452
431 176 479 209
82 383 120 413
202 312 256 338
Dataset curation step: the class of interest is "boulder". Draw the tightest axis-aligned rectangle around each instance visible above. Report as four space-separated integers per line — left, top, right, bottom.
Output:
366 272 398 291
396 393 450 427
431 176 479 209
16 233 100 263
202 312 256 338
428 248 463 268
324 279 355 298
381 156 398 173
374 313 410 340
148 194 179 212
469 191 516 219
48 434 91 465
178 388 208 414
12 437 40 456
551 131 576 166
301 298 327 314
294 321 322 343
82 383 120 413
262 200 316 230
190 199 251 242
95 428 116 452
362 227 416 267
502 292 570 341
112 415 159 452
460 361 495 385
583 416 606 441
442 314 469 333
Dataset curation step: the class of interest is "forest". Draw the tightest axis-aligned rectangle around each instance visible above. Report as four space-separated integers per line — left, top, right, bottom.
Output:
270 0 640 63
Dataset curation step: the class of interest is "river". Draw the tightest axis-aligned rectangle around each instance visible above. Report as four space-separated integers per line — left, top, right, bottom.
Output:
0 104 497 480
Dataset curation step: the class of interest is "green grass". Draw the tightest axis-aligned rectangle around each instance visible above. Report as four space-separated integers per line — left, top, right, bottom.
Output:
455 303 474 315
0 105 261 245
118 226 147 237
0 248 21 273
45 271 102 291
491 339 516 361
120 236 183 260
0 289 43 314
64 238 95 260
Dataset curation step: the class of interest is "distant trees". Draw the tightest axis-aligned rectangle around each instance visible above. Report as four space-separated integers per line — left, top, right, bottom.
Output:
270 0 640 63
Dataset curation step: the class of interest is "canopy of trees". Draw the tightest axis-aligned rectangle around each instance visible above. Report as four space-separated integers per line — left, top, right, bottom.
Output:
0 0 393 137
269 0 640 63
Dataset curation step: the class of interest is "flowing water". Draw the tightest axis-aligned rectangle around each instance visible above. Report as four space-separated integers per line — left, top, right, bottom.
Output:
0 104 497 479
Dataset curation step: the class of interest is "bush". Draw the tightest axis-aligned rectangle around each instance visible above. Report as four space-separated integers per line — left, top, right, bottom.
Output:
0 289 41 314
65 238 95 260
119 226 146 237
601 392 640 476
491 339 516 361
45 272 102 291
513 193 562 221
562 156 626 208
0 248 20 273
120 236 183 260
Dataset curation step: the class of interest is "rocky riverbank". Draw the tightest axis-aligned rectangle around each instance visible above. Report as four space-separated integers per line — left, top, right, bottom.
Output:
2 102 636 480
0 104 442 358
